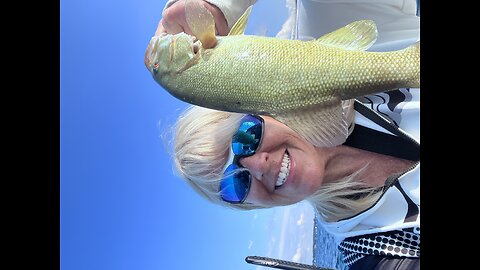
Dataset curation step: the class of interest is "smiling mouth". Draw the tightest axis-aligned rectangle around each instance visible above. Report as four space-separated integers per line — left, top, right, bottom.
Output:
275 151 291 189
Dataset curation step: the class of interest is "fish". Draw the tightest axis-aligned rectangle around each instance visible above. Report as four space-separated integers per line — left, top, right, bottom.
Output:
144 0 420 147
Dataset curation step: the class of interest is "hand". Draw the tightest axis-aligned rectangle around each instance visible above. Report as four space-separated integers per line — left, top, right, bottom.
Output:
155 0 229 36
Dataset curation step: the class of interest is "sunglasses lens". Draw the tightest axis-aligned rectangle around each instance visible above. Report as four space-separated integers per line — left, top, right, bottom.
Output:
220 163 251 203
232 115 263 156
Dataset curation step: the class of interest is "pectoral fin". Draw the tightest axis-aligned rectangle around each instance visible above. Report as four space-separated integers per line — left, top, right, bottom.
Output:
185 0 217 49
316 20 378 51
273 100 353 147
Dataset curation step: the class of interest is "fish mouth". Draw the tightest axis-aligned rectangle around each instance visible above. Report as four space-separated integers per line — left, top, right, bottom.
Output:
144 33 165 71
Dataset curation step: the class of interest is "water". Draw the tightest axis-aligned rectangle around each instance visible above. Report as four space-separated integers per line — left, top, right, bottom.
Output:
259 201 315 268
313 217 347 270
255 201 346 270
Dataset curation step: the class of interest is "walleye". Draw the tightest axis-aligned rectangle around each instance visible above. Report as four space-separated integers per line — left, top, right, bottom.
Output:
144 0 420 147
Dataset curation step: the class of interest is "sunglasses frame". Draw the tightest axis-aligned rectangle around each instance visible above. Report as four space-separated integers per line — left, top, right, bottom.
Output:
219 114 265 204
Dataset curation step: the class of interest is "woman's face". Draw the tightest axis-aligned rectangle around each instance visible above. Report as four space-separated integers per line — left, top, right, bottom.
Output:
239 116 328 207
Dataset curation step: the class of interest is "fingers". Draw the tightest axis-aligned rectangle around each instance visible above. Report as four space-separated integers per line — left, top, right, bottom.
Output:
154 0 228 37
158 18 187 35
154 20 167 36
157 1 192 35
204 3 228 36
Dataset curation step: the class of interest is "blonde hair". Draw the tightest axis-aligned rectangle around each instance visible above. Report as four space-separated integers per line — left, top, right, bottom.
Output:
172 103 381 221
305 165 382 222
172 105 264 211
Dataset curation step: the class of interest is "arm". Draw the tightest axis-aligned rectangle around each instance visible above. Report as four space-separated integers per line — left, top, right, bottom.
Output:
155 0 256 36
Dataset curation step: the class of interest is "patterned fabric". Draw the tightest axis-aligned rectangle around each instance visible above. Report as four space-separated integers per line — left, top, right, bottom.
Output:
338 226 420 267
357 88 413 127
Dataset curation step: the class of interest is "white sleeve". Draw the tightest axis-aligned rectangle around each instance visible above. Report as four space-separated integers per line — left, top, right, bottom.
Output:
296 0 419 51
204 0 257 29
163 0 257 30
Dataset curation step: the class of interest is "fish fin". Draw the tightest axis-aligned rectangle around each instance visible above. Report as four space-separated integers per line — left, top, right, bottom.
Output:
315 20 378 51
185 0 217 49
273 100 351 147
228 5 253 36
341 99 356 137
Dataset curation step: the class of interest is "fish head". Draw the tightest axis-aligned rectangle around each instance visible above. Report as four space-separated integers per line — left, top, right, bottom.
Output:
144 32 199 80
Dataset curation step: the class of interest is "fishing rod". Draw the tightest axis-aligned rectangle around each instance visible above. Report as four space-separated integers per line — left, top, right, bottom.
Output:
245 256 337 270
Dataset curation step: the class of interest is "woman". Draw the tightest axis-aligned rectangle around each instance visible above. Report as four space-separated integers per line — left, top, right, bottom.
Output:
154 0 420 269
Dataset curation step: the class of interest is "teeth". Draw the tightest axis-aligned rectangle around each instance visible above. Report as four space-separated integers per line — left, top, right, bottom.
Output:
276 152 290 188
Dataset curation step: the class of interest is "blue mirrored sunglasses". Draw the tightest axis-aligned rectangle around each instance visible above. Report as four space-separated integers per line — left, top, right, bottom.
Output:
219 114 264 204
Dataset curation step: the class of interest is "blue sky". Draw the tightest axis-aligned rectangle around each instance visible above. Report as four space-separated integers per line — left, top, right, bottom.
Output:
59 1 317 270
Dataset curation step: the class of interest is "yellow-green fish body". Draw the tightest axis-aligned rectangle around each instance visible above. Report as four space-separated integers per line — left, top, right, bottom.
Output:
144 3 420 147
161 34 419 113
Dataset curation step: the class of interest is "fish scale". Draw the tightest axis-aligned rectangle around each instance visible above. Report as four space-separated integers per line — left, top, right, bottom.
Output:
165 35 418 113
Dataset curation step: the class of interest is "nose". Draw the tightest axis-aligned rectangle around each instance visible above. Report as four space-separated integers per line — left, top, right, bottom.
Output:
239 152 269 181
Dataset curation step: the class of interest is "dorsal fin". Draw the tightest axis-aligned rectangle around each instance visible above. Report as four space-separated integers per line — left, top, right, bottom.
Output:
228 5 253 36
315 20 378 51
